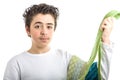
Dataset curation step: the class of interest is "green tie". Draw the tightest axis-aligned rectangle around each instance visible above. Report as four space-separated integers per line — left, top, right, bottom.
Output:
67 10 120 80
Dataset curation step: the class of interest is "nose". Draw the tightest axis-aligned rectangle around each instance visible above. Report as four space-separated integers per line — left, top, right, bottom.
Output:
40 27 47 35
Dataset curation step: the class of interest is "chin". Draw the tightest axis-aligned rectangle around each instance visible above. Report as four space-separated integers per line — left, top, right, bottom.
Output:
39 43 49 48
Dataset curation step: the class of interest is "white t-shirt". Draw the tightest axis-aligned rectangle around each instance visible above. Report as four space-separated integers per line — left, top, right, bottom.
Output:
3 43 113 80
4 48 72 80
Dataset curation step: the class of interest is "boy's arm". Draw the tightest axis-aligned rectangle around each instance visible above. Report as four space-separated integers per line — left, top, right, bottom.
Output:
85 17 114 80
99 17 114 80
100 42 113 80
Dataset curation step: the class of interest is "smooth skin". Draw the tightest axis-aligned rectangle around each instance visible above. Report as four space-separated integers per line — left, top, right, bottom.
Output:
26 14 55 54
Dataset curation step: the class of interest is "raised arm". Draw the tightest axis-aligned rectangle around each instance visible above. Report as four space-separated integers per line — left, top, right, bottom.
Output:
99 17 114 80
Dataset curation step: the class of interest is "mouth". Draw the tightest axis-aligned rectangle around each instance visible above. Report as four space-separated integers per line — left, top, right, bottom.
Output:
39 38 49 42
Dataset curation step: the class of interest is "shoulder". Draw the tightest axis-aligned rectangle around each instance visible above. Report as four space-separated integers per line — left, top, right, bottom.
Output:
7 52 26 65
52 48 72 62
53 48 72 56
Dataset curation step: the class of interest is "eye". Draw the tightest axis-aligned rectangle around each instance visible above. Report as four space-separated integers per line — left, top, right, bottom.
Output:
34 25 40 29
34 24 43 29
47 26 53 29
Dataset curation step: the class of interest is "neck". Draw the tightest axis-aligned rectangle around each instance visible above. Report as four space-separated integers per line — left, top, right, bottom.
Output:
28 45 50 54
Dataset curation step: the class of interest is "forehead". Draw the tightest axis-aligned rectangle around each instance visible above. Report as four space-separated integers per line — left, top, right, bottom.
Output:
31 14 55 25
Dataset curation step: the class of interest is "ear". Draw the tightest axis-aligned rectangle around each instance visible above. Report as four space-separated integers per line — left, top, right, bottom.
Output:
25 26 31 37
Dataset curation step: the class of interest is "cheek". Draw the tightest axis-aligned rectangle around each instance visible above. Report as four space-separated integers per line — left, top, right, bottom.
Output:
31 30 40 37
50 31 54 37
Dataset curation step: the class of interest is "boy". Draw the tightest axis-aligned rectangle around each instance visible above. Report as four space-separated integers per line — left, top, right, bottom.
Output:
4 3 114 80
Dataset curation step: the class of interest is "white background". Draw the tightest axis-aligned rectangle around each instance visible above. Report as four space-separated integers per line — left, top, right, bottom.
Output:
0 0 120 80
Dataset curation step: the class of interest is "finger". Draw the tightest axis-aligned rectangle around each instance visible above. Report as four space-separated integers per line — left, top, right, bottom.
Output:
100 19 108 31
100 18 111 31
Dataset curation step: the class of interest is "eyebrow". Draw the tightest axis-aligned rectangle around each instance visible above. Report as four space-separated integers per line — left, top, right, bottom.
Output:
34 21 54 26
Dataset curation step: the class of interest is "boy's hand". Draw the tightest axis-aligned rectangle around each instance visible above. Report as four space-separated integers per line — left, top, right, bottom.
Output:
100 17 114 45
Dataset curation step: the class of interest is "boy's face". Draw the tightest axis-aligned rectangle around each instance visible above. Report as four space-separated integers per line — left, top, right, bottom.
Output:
26 14 55 48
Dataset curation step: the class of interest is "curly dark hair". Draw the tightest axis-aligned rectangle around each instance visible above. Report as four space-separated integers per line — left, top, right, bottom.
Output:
23 3 59 30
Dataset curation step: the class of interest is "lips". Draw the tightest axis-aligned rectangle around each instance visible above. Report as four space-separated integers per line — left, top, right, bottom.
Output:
39 37 49 42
